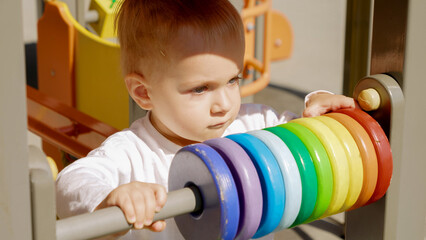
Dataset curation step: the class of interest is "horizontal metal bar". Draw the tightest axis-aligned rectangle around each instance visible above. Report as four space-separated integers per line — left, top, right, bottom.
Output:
56 187 201 240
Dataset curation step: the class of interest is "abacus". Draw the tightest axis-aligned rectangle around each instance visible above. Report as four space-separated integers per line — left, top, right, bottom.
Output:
56 74 403 240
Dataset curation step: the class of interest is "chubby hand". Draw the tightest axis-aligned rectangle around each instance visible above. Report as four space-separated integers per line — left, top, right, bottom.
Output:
303 92 357 117
96 182 167 234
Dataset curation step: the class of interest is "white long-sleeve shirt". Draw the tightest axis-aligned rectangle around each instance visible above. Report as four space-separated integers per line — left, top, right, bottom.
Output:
56 103 298 239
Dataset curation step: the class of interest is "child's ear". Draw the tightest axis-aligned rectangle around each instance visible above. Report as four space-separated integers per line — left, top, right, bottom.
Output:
124 73 153 110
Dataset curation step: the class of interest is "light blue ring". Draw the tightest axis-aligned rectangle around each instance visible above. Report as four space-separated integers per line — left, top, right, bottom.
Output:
249 130 302 230
226 133 285 238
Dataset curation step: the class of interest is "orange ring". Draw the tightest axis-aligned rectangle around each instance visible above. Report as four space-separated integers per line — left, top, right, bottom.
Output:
326 113 378 209
335 108 392 204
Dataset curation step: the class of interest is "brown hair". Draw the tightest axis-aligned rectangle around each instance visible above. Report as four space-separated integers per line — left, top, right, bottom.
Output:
115 0 245 77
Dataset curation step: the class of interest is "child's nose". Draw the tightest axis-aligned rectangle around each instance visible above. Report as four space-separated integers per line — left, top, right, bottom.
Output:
211 89 232 114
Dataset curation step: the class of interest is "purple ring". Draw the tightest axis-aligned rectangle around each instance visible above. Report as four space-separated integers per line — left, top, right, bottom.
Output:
204 138 263 240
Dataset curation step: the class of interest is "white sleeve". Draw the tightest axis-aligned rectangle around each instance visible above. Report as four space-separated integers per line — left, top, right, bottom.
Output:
55 139 133 218
224 103 299 135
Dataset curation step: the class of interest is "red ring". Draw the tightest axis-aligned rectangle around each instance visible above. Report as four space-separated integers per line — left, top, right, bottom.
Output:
334 108 392 204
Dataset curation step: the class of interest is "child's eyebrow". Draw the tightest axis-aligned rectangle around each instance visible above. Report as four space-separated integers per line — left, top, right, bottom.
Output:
178 79 210 90
186 72 241 83
180 75 238 90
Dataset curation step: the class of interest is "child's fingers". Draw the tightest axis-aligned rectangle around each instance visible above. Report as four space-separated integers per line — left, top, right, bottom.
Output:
147 220 167 232
303 95 356 117
143 190 157 226
334 95 356 109
303 105 323 117
131 192 146 229
153 185 167 212
117 195 137 226
99 182 168 233
302 108 314 118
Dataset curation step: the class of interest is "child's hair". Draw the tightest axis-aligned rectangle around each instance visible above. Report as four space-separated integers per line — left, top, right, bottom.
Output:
115 0 245 77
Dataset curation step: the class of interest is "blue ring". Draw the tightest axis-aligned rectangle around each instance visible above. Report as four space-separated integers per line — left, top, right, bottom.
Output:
226 133 285 238
181 143 240 240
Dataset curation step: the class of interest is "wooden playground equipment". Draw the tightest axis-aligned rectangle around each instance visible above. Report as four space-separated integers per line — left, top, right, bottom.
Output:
1 0 425 239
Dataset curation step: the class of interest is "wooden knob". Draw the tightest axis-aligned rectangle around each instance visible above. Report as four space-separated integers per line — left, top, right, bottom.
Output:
358 88 381 111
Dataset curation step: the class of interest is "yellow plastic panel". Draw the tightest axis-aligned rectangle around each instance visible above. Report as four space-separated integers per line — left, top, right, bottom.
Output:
62 3 129 130
89 0 122 39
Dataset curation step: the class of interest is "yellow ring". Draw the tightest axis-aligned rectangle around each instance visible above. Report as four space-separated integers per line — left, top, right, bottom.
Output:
291 118 349 217
315 116 364 212
47 156 58 181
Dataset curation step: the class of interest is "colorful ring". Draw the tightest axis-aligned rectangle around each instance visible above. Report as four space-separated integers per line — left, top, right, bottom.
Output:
315 116 364 212
204 138 263 240
291 118 349 217
326 112 378 209
248 130 302 230
264 126 318 226
226 133 285 238
279 122 333 222
335 108 392 204
169 143 239 240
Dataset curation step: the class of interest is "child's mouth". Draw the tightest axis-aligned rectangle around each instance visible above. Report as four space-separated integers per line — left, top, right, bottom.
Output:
208 122 226 129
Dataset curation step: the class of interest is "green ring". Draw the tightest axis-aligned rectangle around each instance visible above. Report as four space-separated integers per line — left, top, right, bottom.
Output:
265 126 318 226
279 123 333 222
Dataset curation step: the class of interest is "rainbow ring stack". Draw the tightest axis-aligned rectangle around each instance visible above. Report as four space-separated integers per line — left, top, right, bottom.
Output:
168 108 392 240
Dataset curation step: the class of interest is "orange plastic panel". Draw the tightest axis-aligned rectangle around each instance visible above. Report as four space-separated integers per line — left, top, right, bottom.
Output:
37 1 75 107
270 10 293 61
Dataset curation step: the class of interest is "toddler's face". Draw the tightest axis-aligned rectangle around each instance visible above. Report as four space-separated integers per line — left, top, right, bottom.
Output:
148 47 243 146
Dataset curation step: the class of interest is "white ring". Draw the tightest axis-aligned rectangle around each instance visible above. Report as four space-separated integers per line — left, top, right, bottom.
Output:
249 130 302 229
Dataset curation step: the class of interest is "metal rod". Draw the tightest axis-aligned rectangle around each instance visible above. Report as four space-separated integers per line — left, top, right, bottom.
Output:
56 187 201 240
29 146 57 240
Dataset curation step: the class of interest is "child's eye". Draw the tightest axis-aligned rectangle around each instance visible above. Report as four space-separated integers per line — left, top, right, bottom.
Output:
192 86 208 94
229 76 241 85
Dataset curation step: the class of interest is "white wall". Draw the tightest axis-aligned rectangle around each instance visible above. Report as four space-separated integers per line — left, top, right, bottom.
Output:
270 0 347 94
22 0 38 43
